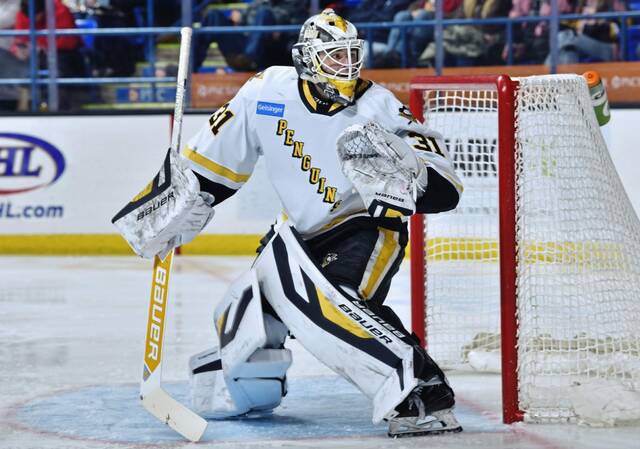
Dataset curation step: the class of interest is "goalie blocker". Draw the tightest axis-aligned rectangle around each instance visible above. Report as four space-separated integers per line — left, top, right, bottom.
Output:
189 223 462 437
112 148 215 259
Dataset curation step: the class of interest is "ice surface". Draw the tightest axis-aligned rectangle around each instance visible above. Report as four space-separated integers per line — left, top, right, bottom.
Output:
10 377 508 443
1 256 639 449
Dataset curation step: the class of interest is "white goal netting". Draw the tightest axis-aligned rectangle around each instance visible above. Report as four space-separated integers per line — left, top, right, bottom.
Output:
416 75 640 423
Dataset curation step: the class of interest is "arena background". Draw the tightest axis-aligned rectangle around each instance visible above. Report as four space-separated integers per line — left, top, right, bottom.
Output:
1 90 638 255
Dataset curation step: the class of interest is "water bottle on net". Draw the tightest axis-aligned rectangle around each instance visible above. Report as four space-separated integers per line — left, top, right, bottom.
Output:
582 70 611 127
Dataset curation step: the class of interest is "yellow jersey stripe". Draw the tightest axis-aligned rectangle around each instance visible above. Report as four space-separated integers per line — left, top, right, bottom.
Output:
182 147 250 183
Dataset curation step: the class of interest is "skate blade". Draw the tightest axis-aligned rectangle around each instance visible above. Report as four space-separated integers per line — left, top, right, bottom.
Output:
388 409 463 438
388 424 463 438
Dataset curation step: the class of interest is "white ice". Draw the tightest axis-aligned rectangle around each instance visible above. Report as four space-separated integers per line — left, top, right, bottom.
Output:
1 255 639 449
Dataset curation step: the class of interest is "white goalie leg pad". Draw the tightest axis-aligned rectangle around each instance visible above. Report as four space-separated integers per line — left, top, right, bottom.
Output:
111 148 215 259
255 223 419 424
189 270 291 418
214 269 267 374
188 345 292 418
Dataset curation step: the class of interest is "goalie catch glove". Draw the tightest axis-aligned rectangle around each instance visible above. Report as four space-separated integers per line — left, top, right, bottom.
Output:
336 122 428 218
112 148 215 259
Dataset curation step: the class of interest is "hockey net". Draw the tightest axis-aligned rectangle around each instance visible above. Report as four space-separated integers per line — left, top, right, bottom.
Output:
409 74 640 424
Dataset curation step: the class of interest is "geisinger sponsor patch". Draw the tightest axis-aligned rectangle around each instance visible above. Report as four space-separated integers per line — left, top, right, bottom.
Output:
256 101 285 117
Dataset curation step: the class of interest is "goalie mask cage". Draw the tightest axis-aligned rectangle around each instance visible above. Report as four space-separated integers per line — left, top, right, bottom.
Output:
408 75 640 424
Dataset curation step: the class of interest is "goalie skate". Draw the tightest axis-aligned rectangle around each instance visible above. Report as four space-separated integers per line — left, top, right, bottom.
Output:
387 379 462 438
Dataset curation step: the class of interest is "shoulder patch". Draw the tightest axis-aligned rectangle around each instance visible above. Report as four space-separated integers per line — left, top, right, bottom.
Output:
398 105 418 123
354 79 373 100
256 101 285 117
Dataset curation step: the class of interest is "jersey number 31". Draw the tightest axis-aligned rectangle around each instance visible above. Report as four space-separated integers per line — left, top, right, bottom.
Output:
408 131 444 157
209 103 234 136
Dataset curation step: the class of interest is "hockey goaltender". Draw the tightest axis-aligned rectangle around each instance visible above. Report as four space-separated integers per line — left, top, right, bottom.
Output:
114 8 463 438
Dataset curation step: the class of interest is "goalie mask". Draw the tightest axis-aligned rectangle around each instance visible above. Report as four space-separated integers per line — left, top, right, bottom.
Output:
292 9 364 106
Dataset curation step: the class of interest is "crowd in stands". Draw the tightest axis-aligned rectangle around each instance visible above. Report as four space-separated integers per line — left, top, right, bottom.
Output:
194 0 310 72
0 0 638 111
342 0 635 67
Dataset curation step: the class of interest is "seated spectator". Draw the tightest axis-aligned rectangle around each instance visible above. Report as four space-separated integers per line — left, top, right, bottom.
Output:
502 0 549 64
371 1 436 68
344 0 413 67
12 0 86 109
455 0 511 66
535 0 624 64
550 0 626 64
194 0 309 72
0 0 19 51
90 1 145 76
418 0 509 67
345 0 412 44
0 0 25 111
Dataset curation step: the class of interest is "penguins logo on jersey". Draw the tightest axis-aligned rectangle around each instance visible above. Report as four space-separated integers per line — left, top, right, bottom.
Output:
321 252 338 267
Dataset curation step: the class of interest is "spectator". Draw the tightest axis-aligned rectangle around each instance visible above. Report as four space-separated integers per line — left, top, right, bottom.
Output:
504 0 627 65
372 1 436 67
550 0 627 63
419 0 509 67
345 0 413 43
13 0 86 109
194 0 309 72
502 0 549 64
450 0 511 66
534 0 577 64
1 0 20 51
0 0 25 111
13 0 83 58
90 1 145 76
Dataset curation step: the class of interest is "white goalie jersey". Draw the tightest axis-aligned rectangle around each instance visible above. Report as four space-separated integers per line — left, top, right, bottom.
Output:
183 66 462 238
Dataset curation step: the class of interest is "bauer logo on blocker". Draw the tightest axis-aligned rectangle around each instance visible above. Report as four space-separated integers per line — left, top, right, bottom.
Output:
256 101 285 117
0 133 66 195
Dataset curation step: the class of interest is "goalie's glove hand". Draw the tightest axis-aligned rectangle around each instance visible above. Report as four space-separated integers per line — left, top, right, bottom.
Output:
112 148 216 259
336 122 428 218
382 129 429 195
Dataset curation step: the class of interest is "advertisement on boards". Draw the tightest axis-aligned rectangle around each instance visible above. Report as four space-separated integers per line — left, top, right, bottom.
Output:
191 62 640 109
0 114 281 239
0 132 66 222
0 116 170 234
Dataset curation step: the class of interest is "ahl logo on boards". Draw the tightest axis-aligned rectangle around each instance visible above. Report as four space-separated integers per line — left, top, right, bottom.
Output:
0 133 66 195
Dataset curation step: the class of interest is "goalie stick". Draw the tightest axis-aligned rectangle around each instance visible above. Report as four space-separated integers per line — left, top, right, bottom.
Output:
139 27 208 442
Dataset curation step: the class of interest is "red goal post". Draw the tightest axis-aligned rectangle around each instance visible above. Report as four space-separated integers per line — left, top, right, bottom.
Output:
408 75 523 423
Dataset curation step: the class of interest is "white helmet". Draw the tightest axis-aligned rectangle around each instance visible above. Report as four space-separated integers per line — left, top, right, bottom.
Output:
292 9 364 105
